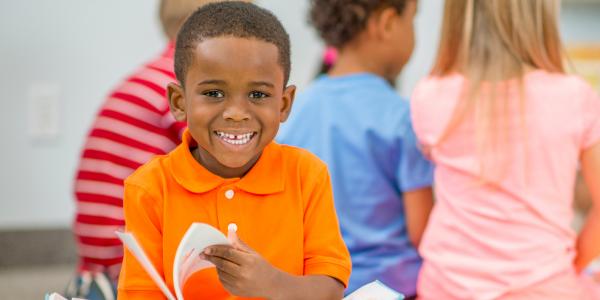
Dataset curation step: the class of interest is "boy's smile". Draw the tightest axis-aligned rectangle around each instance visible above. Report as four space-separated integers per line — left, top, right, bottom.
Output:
168 36 295 178
215 131 256 146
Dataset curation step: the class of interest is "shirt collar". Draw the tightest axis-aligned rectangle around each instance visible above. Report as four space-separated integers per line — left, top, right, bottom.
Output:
169 129 285 195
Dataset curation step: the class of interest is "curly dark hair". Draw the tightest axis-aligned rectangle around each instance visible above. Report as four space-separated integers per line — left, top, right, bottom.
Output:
310 0 408 48
175 1 291 85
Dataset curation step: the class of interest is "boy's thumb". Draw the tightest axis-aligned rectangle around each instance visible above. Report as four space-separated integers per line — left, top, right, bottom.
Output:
227 223 251 251
227 223 238 244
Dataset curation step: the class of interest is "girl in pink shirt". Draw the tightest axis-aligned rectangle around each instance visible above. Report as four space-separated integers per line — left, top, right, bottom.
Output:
410 0 600 299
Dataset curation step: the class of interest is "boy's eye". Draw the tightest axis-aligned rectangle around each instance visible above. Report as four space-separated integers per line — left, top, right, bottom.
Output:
203 90 224 98
249 91 269 99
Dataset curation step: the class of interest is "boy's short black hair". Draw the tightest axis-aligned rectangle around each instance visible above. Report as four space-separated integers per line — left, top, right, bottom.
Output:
310 0 408 48
174 1 291 86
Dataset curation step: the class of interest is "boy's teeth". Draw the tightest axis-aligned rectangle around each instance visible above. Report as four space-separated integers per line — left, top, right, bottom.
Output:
216 131 254 145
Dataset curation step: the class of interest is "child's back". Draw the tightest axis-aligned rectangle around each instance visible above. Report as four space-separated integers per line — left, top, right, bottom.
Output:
280 73 432 294
412 70 600 299
411 0 600 298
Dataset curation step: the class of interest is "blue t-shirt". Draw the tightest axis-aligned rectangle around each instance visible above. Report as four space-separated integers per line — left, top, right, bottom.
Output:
277 73 434 296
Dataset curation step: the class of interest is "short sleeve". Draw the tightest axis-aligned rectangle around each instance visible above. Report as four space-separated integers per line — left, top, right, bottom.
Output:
117 181 167 300
582 85 600 150
302 167 352 287
397 121 434 192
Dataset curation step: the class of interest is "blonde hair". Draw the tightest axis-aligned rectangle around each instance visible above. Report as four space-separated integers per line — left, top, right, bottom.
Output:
432 0 565 181
160 0 247 40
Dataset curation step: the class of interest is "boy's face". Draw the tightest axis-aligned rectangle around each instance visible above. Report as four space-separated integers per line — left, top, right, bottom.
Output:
168 36 295 178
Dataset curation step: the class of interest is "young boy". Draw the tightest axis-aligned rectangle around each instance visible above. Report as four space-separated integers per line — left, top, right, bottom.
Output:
278 0 433 298
117 2 351 299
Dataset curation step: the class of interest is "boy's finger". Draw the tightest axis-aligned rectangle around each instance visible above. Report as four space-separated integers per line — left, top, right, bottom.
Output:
227 223 238 244
215 270 241 295
203 254 240 276
232 235 252 252
226 226 253 253
215 267 238 285
204 245 242 263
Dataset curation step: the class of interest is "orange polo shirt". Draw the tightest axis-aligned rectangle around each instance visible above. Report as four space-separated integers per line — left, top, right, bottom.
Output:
117 130 351 299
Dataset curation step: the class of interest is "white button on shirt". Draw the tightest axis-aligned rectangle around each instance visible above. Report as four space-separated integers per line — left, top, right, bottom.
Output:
225 189 234 199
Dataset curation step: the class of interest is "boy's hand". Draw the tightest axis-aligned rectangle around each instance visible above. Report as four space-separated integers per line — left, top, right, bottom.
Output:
202 229 281 298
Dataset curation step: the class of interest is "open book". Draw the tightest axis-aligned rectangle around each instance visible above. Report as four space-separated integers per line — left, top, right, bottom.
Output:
45 293 86 300
342 280 404 300
116 222 231 300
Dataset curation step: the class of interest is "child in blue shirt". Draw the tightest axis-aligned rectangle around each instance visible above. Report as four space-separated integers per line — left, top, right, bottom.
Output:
278 0 433 298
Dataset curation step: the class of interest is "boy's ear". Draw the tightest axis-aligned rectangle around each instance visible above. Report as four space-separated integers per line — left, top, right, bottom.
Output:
167 82 187 122
279 85 296 123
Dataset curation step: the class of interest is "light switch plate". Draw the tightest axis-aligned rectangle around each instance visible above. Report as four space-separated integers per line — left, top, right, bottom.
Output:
27 83 61 141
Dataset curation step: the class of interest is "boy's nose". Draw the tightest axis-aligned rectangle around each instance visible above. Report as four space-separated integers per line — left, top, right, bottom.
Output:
222 98 251 121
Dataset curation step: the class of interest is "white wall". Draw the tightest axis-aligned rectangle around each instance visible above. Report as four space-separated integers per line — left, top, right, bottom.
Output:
1 1 599 229
561 2 600 43
399 0 444 97
0 0 165 229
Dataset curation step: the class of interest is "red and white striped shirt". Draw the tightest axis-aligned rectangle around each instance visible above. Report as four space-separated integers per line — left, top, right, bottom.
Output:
73 43 185 279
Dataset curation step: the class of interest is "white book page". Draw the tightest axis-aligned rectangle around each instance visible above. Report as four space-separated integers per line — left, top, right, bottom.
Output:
172 223 231 300
46 293 68 300
115 231 177 300
343 280 404 300
45 293 87 300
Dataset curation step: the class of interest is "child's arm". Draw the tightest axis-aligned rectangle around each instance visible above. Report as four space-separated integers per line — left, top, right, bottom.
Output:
203 231 344 300
575 142 600 272
404 187 434 248
397 120 435 248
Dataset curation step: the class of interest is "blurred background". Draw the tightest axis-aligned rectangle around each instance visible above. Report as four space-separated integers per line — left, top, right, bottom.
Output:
0 0 599 298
